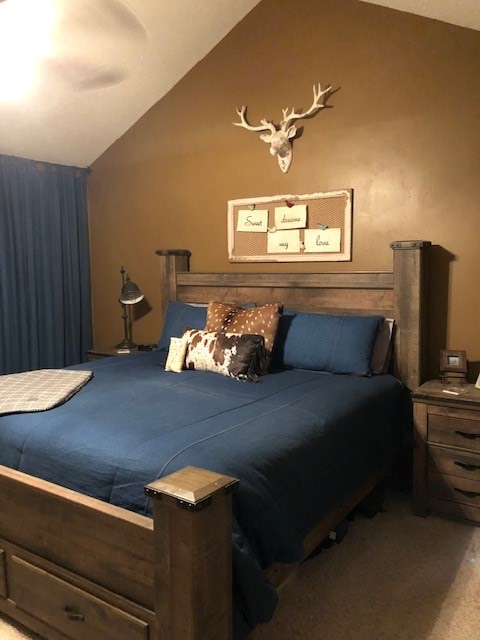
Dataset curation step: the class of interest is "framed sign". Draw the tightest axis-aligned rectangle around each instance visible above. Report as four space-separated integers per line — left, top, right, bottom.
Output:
440 349 467 373
440 349 467 383
227 189 352 263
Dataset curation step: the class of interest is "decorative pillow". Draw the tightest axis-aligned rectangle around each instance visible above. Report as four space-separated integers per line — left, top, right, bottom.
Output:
165 336 188 373
182 329 265 381
205 302 282 371
272 310 383 375
157 301 207 351
371 318 395 375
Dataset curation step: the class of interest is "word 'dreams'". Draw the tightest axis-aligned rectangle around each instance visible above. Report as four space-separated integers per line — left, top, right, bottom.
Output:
274 205 307 230
282 214 301 224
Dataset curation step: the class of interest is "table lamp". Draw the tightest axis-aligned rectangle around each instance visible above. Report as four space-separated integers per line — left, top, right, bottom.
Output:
116 266 144 351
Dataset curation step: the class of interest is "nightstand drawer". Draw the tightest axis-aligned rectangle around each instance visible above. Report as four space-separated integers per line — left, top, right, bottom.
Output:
429 412 480 451
429 446 480 480
9 556 149 640
427 497 480 524
428 471 480 508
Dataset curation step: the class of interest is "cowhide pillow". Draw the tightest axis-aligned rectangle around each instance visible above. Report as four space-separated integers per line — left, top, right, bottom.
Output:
182 329 265 381
204 302 282 371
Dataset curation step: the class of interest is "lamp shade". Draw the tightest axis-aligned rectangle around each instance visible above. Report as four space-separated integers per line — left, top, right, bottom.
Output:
119 280 144 305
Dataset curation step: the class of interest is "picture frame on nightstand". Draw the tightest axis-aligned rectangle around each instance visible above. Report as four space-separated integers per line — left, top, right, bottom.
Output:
440 349 467 384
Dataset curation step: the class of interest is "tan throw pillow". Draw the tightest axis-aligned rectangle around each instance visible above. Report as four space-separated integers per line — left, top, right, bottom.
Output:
205 302 282 371
165 336 188 373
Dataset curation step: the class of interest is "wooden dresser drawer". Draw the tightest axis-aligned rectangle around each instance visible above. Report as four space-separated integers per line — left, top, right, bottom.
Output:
9 556 149 640
0 548 6 598
427 496 480 524
428 411 480 451
428 471 480 508
429 446 480 481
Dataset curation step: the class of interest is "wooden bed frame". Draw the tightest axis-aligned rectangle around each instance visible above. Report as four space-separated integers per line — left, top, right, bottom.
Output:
0 240 430 640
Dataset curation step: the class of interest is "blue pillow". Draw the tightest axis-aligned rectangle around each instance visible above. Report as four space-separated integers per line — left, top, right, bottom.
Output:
157 301 207 350
272 310 383 375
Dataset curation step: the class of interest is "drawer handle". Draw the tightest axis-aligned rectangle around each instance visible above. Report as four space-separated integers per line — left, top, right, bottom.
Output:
454 488 480 499
454 430 480 440
454 461 480 472
63 605 85 622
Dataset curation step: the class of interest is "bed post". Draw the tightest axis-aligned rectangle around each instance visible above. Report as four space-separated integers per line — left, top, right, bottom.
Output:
390 240 431 391
156 249 191 328
145 466 238 640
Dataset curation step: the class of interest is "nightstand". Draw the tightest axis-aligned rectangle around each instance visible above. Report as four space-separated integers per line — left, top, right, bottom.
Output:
86 348 137 361
412 380 480 524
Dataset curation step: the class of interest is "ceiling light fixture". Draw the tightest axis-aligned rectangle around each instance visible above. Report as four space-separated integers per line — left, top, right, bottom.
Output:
0 0 55 101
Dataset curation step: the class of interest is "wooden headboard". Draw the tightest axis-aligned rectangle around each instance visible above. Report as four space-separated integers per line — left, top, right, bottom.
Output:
156 240 431 391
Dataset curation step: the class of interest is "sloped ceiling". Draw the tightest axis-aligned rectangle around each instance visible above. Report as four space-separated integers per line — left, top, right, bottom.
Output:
0 0 478 168
0 0 261 167
360 0 480 32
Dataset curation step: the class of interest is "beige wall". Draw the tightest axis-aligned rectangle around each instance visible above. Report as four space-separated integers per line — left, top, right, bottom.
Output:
88 0 480 381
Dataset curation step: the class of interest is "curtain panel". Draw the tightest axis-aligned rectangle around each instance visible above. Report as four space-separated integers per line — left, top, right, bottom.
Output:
0 154 92 374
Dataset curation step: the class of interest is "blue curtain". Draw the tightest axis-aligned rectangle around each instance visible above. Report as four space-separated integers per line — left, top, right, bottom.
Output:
0 154 92 374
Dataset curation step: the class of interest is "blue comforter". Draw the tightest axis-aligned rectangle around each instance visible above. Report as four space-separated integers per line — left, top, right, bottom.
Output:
0 351 410 637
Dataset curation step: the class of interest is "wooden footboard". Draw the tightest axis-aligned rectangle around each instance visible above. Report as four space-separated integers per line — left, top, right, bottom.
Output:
0 464 385 640
0 465 238 640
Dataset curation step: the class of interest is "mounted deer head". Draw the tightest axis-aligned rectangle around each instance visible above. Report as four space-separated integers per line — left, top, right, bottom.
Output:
233 83 331 173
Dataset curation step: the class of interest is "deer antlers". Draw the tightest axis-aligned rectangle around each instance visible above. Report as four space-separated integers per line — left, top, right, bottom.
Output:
280 83 331 130
233 108 277 134
233 83 332 173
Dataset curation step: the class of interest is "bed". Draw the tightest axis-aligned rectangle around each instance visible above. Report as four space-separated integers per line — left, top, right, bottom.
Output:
0 240 430 640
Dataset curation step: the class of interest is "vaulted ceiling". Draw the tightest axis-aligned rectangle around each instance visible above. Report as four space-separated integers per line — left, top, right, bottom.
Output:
0 0 478 168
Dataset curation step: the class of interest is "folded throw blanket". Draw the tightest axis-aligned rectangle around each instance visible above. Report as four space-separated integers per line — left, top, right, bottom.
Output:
0 369 93 415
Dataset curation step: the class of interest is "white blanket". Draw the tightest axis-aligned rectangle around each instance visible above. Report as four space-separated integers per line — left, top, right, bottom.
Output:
0 369 93 415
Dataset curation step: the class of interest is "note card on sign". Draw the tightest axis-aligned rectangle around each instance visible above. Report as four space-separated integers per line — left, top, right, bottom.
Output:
237 209 268 233
274 205 307 230
267 229 301 253
304 228 341 253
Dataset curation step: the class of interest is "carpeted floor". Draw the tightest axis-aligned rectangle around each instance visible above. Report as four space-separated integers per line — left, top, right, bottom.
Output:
0 615 42 640
1 490 479 640
253 491 480 640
